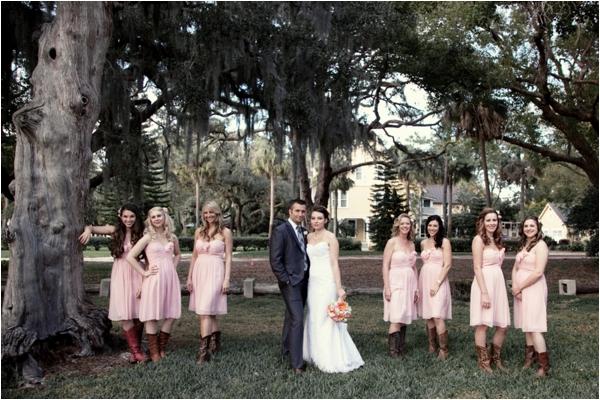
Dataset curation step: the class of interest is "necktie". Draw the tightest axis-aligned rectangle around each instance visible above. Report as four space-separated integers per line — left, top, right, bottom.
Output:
296 225 305 245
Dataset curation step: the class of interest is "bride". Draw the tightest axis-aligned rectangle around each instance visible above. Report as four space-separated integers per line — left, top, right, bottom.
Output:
302 205 364 373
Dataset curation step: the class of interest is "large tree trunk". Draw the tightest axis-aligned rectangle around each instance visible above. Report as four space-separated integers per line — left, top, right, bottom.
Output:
292 130 313 208
442 154 449 227
313 148 333 207
268 172 275 238
2 2 112 381
447 174 454 238
479 136 492 207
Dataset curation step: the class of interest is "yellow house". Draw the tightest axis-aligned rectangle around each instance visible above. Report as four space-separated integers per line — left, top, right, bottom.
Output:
538 203 570 241
321 149 468 248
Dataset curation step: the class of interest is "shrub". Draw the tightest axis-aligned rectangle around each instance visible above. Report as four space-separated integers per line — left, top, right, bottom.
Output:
448 238 472 252
569 242 585 252
586 233 598 257
86 236 111 251
337 238 361 251
543 236 557 248
234 237 269 251
178 236 194 252
558 238 570 246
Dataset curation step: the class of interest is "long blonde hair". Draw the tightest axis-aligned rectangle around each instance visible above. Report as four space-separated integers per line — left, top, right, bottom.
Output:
391 213 413 240
196 200 226 241
145 207 175 241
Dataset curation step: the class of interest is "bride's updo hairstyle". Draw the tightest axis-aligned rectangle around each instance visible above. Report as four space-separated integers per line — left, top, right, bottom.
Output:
311 205 330 228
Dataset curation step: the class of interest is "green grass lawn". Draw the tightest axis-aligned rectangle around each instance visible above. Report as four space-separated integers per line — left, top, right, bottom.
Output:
2 294 597 398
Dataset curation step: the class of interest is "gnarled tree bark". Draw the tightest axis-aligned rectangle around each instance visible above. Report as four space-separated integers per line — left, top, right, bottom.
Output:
2 2 112 382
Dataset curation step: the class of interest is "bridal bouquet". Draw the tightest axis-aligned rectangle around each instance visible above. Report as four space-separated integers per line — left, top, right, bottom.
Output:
327 299 352 323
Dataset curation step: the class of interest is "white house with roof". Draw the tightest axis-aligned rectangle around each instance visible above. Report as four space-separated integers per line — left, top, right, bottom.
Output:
538 203 570 242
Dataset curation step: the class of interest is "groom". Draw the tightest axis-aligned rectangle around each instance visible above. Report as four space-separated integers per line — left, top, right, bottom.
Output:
269 198 310 374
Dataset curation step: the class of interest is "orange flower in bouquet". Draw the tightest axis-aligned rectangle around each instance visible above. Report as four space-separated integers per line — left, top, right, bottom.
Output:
327 299 352 323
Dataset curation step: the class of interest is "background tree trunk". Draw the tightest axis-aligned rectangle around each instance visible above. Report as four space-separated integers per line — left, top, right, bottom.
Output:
2 2 112 380
479 136 492 207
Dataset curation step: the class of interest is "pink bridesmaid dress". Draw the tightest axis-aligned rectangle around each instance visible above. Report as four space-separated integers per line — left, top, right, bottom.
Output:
470 247 510 327
384 250 418 324
418 248 452 320
139 240 181 322
189 239 227 315
513 250 547 332
108 240 142 321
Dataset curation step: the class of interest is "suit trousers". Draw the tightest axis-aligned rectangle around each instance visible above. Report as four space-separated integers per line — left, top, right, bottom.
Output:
279 277 308 369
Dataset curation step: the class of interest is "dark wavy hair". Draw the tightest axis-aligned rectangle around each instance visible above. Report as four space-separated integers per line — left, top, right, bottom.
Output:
110 203 144 258
519 216 544 252
311 205 330 228
476 207 503 249
425 215 445 248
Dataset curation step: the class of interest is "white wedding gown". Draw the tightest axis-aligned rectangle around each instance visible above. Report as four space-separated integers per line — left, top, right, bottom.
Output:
302 242 364 373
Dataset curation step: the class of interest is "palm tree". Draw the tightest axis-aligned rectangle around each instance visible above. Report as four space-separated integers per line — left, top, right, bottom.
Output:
251 137 289 238
446 101 507 207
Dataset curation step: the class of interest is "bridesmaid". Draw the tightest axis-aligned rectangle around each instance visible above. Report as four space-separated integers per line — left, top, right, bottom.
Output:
418 215 452 360
470 207 510 373
79 204 147 363
127 207 182 362
511 216 550 377
382 214 419 358
186 201 232 365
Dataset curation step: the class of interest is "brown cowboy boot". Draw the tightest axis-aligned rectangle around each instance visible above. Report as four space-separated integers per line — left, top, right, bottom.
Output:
475 345 493 374
397 325 407 357
490 344 508 371
427 326 438 354
437 330 449 360
158 331 170 358
536 351 550 377
123 327 148 363
147 333 161 362
523 345 536 369
197 335 211 365
388 332 400 358
209 331 221 354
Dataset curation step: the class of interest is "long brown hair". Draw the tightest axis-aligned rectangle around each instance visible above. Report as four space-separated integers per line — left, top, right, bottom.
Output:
196 200 226 241
110 204 144 258
519 216 544 252
391 214 413 240
476 207 503 249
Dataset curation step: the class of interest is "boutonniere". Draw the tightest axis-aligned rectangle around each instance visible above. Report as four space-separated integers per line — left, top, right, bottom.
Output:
302 229 308 237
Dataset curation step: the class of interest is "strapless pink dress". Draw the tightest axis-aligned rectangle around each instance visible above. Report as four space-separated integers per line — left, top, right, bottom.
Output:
418 248 452 320
383 250 418 324
189 239 227 315
469 247 510 327
108 240 142 321
514 250 547 332
138 240 181 322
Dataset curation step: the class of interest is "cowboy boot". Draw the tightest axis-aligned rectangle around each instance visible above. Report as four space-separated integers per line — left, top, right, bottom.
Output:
397 325 407 357
209 331 221 354
523 345 536 369
536 351 550 377
427 326 438 354
475 345 493 374
437 330 449 360
147 333 161 362
134 319 144 344
197 335 211 365
123 327 148 363
158 331 170 358
490 343 508 371
388 332 400 358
